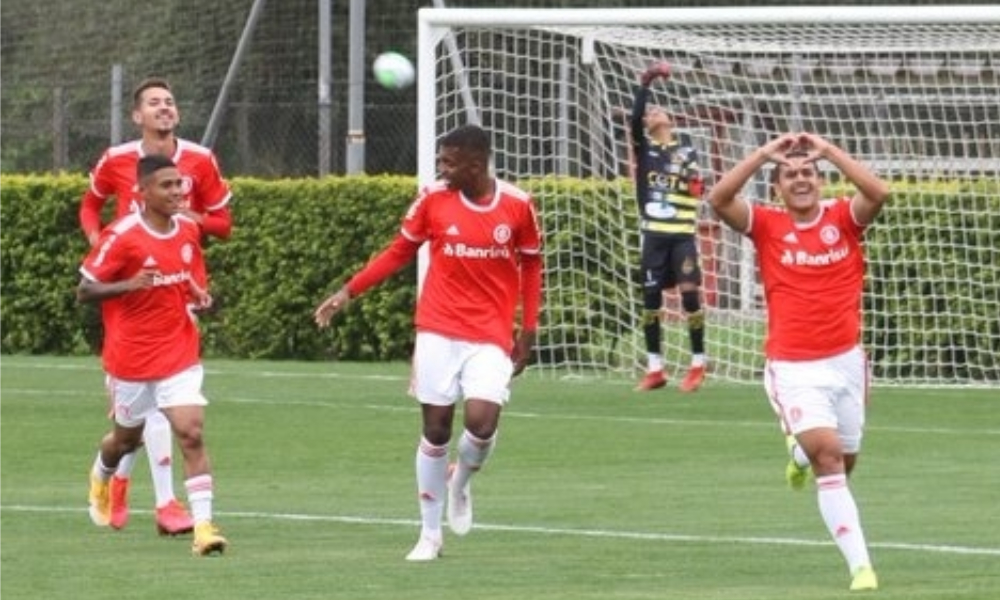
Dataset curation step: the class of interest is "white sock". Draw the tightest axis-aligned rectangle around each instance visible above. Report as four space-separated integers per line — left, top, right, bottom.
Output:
143 411 177 508
114 451 137 478
691 353 707 368
414 436 448 540
791 442 810 469
453 430 496 492
185 474 214 524
816 474 872 572
647 354 664 372
93 452 114 481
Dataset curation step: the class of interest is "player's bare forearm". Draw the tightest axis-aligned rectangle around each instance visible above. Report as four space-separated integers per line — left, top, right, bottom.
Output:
710 133 800 232
511 329 536 377
76 269 157 304
814 139 891 224
708 151 765 232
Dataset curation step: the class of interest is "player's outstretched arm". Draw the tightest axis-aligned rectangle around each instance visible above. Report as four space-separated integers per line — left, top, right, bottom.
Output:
798 132 891 225
511 330 536 377
77 268 158 304
79 189 108 246
313 233 421 328
709 133 799 233
640 62 671 87
314 287 351 328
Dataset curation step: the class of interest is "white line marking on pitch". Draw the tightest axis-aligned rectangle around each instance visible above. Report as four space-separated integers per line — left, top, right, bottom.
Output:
3 504 998 557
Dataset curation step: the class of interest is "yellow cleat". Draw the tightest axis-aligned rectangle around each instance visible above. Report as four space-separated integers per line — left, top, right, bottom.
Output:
88 472 111 527
850 565 879 591
191 521 228 556
785 435 811 491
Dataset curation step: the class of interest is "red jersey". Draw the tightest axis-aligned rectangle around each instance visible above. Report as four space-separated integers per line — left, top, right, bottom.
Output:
80 139 232 240
748 198 866 360
80 213 207 380
401 180 543 352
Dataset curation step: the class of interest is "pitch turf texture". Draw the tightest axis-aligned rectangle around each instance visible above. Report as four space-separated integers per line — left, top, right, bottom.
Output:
2 356 997 600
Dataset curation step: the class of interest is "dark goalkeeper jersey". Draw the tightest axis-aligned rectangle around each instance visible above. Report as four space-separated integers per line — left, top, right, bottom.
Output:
630 86 703 237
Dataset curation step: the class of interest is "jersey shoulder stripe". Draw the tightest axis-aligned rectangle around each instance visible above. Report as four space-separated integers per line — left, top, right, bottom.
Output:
496 179 531 202
420 180 450 196
104 141 142 159
176 138 215 158
107 213 144 235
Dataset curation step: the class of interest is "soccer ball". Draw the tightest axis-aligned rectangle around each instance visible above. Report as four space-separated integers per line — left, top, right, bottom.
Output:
373 52 416 90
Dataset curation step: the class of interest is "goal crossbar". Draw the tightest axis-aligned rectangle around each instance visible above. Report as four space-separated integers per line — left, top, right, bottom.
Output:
417 6 1000 387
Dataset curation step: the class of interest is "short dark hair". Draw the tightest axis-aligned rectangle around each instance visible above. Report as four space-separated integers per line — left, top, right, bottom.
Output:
132 77 172 108
440 124 491 158
137 154 176 182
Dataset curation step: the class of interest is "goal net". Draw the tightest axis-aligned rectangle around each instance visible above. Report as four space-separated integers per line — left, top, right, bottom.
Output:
417 6 1000 387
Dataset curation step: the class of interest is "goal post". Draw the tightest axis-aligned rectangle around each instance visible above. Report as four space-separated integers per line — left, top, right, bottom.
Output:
417 6 1000 387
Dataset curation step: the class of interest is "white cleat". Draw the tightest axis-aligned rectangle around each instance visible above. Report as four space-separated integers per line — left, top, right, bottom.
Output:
405 535 443 562
447 470 473 536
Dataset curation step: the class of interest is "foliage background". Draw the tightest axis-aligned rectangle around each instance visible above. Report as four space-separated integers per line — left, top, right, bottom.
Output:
2 176 997 383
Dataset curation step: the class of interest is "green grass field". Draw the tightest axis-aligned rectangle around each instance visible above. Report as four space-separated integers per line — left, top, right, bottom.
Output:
2 355 997 600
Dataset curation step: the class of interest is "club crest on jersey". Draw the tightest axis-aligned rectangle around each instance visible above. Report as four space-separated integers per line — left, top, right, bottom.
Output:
181 243 194 264
820 225 841 245
493 224 512 244
181 176 194 196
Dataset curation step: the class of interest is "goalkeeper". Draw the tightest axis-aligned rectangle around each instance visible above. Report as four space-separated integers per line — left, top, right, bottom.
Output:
629 63 707 392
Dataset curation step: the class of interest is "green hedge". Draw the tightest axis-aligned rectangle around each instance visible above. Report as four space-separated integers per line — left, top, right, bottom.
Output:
0 175 637 364
864 181 1000 381
1 174 998 382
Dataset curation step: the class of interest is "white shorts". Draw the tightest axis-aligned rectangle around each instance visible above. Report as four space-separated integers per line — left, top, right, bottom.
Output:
764 346 870 453
106 364 208 428
410 332 513 406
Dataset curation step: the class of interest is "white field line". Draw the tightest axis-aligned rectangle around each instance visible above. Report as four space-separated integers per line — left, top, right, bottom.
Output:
4 384 998 437
2 504 999 557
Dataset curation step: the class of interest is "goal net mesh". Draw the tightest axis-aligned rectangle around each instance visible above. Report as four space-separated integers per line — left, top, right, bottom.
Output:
425 13 1000 387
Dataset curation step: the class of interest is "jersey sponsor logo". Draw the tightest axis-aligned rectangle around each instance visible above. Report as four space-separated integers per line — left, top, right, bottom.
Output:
780 245 851 267
152 269 194 287
442 243 511 259
644 200 677 219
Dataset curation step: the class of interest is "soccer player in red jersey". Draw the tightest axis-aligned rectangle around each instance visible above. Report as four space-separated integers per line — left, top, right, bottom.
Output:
80 154 228 556
709 132 890 592
78 77 233 535
314 124 543 562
